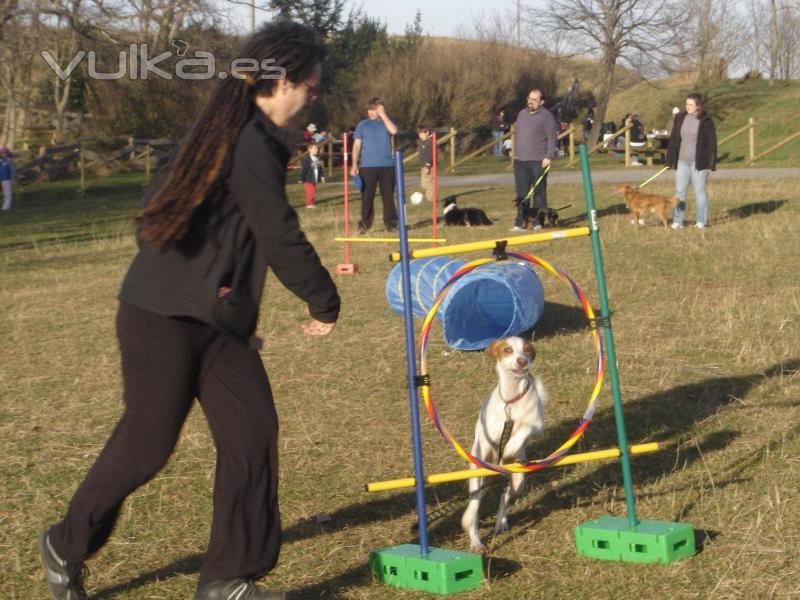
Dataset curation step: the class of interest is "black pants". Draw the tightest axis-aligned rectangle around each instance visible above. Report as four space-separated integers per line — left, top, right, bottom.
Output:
358 165 397 230
49 302 280 583
513 159 548 227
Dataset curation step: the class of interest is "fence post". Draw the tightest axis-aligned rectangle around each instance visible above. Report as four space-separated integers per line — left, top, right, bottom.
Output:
145 144 152 183
327 138 333 178
128 136 135 160
449 127 456 171
79 140 85 193
38 145 46 179
748 117 755 162
624 128 631 166
568 127 575 163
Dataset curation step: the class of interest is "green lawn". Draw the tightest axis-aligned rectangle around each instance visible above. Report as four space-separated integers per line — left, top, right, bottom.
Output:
2 168 799 598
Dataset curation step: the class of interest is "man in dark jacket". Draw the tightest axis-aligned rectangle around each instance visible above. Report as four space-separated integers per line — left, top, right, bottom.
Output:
510 89 558 231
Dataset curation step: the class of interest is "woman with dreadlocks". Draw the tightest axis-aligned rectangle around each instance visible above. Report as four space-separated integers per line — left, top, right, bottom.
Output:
38 21 339 600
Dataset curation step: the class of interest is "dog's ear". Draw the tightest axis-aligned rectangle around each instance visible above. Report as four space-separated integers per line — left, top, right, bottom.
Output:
523 340 536 361
486 339 505 358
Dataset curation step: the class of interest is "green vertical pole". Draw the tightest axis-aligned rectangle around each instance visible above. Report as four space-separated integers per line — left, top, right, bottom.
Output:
578 144 638 528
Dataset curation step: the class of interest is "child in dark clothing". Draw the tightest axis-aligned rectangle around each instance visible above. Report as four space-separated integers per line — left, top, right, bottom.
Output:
299 142 324 208
417 126 434 202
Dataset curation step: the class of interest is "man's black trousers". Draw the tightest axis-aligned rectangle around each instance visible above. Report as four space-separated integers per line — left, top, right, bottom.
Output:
513 159 548 227
358 165 397 230
49 301 281 583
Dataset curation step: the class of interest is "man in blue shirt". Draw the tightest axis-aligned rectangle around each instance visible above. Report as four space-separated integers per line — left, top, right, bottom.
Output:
350 97 399 233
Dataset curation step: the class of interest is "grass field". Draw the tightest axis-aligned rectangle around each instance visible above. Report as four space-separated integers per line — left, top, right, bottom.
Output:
1 166 799 599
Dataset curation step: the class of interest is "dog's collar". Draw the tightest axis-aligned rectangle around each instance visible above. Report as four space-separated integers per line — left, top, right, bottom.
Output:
443 203 456 214
499 377 531 404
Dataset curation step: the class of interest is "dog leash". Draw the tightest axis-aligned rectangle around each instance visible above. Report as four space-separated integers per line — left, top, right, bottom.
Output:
637 165 669 189
524 164 552 207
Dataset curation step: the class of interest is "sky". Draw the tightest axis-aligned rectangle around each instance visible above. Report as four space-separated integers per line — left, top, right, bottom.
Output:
238 0 520 37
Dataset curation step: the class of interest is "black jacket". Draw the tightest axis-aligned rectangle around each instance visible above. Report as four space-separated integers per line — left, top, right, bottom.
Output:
119 111 340 341
666 112 717 171
299 155 324 184
418 137 433 167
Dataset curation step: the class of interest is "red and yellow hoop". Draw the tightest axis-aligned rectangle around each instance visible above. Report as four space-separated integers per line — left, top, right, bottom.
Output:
417 251 606 474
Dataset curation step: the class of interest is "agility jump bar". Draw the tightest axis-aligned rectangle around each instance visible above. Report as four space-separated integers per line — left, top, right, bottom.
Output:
335 237 447 244
388 226 591 262
365 442 660 492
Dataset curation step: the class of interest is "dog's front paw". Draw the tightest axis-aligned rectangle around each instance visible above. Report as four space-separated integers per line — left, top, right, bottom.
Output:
494 517 509 534
468 540 486 553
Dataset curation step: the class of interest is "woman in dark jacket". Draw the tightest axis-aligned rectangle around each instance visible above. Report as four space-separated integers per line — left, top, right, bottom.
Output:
38 22 338 600
666 93 718 229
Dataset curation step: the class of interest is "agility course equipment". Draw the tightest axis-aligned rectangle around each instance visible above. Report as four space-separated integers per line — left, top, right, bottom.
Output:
336 237 446 243
388 227 590 262
336 132 356 275
337 133 442 276
413 250 604 474
385 257 544 351
366 442 660 492
370 145 693 597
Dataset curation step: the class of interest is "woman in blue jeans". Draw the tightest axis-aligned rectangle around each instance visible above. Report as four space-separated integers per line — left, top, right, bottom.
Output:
665 93 718 229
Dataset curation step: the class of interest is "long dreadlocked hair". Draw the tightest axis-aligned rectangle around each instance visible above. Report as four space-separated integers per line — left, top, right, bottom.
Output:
138 21 326 248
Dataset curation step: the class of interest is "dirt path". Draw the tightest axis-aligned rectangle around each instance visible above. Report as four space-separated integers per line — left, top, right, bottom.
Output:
434 166 800 188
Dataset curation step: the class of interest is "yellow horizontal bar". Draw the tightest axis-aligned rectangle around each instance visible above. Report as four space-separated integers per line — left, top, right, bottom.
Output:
365 442 660 493
388 227 590 262
335 237 446 243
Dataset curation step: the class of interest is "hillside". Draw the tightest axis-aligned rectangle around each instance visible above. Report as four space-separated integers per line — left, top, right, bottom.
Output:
605 78 800 164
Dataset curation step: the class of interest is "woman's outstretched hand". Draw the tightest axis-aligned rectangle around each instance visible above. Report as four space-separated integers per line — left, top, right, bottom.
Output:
302 318 335 336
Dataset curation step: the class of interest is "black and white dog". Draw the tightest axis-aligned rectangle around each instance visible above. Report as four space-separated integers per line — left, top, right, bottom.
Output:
443 195 494 227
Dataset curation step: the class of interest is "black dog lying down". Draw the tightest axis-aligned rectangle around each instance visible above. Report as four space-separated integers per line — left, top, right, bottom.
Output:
443 195 495 226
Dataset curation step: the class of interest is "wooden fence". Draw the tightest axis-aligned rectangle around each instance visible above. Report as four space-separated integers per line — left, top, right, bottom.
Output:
6 116 797 191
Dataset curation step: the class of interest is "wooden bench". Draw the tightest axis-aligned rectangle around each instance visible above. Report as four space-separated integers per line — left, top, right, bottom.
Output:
640 147 667 166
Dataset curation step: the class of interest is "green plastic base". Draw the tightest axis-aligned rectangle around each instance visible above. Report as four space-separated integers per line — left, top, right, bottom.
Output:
575 516 695 564
370 544 484 595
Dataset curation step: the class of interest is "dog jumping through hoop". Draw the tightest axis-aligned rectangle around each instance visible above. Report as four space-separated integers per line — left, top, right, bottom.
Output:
461 336 547 552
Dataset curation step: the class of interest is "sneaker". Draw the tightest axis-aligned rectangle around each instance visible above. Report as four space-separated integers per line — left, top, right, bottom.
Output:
38 529 88 600
194 578 286 600
631 160 643 166
305 204 316 209
356 223 368 235
695 222 706 229
638 218 646 226
508 226 526 232
671 222 684 230
532 224 543 231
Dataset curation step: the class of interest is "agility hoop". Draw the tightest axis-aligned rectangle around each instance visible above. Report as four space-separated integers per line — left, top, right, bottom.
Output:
417 251 606 475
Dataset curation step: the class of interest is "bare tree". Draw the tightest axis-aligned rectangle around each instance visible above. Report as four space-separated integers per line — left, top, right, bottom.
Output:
535 0 679 142
777 2 800 78
769 0 779 84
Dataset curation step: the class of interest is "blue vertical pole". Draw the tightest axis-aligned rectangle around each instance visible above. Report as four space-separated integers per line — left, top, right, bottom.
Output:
578 144 638 528
395 150 430 554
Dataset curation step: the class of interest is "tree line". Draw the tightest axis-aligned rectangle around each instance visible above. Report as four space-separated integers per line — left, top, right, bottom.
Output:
1 0 798 149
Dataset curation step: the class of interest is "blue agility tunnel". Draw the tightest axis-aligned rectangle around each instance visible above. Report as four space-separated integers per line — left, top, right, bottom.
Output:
386 257 545 351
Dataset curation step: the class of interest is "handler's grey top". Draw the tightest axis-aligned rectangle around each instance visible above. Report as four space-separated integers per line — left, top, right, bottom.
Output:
678 114 700 163
514 107 558 161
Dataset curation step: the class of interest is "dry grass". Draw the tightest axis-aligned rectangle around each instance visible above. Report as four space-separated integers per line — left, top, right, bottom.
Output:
1 172 799 599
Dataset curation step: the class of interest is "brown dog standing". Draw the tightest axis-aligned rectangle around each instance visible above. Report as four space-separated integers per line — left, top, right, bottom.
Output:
613 184 679 228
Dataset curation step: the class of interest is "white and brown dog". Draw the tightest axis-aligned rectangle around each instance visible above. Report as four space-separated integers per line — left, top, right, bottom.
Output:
461 336 547 552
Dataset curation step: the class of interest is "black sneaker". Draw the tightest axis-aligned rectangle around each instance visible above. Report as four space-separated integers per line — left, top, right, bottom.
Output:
357 223 369 235
194 578 286 600
38 529 88 600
